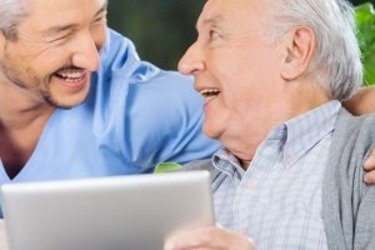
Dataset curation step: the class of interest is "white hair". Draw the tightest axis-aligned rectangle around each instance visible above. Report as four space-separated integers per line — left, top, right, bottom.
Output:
266 0 362 101
0 0 29 40
0 0 109 41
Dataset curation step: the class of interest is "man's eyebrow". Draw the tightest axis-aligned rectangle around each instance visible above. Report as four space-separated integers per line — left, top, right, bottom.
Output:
95 1 108 18
43 2 107 36
42 24 77 37
196 15 223 30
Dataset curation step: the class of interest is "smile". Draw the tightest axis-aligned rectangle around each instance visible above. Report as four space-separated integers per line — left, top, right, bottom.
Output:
55 69 86 83
200 88 221 102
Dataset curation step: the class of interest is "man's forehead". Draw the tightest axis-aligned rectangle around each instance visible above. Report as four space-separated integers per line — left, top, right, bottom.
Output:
198 0 265 27
21 0 107 35
197 0 247 28
197 0 223 27
28 0 107 12
26 0 107 20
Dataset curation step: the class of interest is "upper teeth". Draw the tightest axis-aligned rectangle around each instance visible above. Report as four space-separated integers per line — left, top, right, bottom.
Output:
200 88 220 98
56 70 84 80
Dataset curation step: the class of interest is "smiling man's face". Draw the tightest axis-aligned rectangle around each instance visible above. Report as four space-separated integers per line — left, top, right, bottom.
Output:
178 0 285 159
0 0 107 109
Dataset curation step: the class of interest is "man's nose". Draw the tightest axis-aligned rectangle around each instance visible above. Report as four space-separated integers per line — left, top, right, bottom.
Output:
178 42 205 75
72 32 101 72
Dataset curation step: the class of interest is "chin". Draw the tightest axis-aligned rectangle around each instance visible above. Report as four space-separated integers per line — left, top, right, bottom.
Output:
45 93 88 109
203 126 220 140
46 76 91 108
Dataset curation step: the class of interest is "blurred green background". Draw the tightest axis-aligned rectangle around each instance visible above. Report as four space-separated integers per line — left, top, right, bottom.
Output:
107 0 370 70
108 0 204 70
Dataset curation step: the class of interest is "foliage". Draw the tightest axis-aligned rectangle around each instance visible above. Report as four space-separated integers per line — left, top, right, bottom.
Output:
154 162 182 174
107 0 203 70
356 2 375 85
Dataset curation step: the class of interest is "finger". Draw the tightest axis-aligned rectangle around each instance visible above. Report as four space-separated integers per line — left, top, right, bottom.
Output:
364 154 375 171
164 226 255 250
164 223 217 250
364 170 375 184
164 227 216 250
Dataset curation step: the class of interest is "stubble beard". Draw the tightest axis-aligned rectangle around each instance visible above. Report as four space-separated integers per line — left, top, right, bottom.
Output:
0 57 87 110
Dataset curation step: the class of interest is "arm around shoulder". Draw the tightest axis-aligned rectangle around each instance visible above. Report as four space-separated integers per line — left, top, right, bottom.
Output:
344 86 375 115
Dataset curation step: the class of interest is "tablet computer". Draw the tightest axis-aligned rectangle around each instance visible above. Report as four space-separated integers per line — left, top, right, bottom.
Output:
0 171 214 250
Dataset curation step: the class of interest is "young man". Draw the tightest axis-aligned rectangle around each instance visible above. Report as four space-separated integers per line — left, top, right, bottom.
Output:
0 0 220 186
165 0 375 249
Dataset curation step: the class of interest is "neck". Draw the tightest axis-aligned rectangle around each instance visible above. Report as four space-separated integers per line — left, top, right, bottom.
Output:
0 74 57 179
0 83 55 179
0 80 55 131
0 93 55 133
233 81 331 171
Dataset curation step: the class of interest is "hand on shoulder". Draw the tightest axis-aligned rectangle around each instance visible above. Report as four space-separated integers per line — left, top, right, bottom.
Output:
364 147 375 184
343 86 375 115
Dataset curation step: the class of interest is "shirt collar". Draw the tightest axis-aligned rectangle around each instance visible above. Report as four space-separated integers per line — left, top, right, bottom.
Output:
281 100 341 167
212 148 245 179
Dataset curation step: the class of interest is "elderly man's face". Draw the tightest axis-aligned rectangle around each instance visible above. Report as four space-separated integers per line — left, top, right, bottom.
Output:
0 0 107 109
179 0 284 157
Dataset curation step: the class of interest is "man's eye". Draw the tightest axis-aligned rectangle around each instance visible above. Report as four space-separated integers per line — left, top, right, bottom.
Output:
50 33 71 43
92 16 107 25
209 30 220 40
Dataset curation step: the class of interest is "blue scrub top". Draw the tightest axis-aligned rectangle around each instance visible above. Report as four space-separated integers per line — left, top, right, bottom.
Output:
0 29 220 184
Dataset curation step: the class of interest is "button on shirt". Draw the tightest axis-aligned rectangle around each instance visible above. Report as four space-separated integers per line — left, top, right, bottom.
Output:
212 101 341 250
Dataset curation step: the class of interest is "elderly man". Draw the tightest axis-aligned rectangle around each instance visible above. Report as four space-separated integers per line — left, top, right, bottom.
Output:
164 0 375 249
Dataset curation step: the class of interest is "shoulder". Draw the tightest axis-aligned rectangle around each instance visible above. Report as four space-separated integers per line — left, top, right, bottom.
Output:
124 70 202 135
333 108 375 145
327 108 375 195
99 28 139 69
327 108 375 199
324 108 375 249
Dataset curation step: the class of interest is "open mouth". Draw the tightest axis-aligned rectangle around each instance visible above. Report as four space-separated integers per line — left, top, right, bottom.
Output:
54 68 86 84
200 88 221 102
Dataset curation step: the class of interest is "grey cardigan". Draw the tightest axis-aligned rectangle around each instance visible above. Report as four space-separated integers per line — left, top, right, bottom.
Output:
183 108 375 250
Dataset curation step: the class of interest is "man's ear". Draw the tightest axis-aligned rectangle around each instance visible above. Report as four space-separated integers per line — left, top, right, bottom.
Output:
0 31 6 57
280 27 316 81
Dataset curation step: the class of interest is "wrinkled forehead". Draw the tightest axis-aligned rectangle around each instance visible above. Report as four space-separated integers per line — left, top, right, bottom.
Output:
197 0 268 29
26 0 107 15
22 0 107 29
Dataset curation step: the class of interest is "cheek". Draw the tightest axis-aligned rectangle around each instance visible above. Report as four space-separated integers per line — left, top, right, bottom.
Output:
16 43 69 73
91 25 107 51
3 49 33 77
222 91 250 123
221 76 270 123
34 51 69 75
